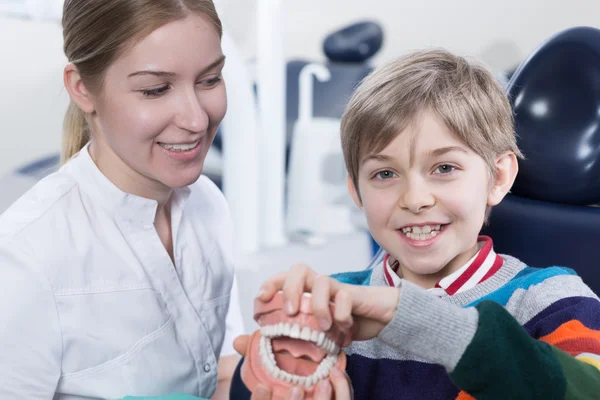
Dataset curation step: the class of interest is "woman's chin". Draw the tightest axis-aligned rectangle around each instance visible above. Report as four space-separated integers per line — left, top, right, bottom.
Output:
158 167 205 189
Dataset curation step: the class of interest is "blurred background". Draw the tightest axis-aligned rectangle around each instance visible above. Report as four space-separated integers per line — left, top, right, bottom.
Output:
1 0 599 331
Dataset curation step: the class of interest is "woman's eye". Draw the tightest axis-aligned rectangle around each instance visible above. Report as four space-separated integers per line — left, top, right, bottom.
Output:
142 85 170 97
375 170 396 180
434 164 456 174
199 75 222 88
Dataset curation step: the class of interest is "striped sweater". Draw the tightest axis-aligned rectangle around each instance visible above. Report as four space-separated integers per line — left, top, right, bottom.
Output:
332 254 600 399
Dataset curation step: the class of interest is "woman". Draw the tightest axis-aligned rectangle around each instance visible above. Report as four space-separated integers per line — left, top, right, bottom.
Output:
0 1 236 398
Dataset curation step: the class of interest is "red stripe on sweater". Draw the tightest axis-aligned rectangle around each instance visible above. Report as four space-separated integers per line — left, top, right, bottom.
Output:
445 236 493 295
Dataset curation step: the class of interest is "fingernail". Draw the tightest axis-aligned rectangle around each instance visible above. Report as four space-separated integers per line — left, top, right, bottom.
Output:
290 386 303 400
285 300 295 315
319 318 331 331
257 288 266 299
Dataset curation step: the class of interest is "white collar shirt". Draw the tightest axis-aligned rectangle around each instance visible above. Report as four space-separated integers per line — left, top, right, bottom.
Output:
0 144 235 399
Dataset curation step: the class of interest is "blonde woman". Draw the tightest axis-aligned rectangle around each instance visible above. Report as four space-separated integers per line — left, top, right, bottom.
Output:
0 1 246 398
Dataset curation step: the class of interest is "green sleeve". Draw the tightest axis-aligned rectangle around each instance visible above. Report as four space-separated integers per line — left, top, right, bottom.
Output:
449 300 600 400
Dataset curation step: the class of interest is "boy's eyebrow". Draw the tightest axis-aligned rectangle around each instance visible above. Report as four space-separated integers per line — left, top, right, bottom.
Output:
128 55 226 78
361 146 468 165
425 146 468 158
362 154 395 164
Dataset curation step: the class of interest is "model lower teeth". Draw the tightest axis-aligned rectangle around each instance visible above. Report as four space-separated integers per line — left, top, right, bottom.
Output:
259 323 339 388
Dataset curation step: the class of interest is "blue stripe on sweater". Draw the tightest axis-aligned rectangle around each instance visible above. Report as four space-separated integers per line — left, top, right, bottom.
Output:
332 267 578 309
346 353 460 400
523 296 600 337
466 266 577 307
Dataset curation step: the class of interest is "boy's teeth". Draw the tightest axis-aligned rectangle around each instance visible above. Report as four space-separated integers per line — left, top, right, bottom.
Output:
401 224 444 240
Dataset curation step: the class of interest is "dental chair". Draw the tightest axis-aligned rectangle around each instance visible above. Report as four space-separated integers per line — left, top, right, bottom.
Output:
285 21 381 241
284 21 381 171
481 26 600 295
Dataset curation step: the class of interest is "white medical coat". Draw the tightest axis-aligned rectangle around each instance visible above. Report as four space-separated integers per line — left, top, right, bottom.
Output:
0 144 241 399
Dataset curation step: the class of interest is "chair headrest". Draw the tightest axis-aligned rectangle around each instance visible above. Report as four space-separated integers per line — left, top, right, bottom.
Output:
323 21 384 64
507 26 600 205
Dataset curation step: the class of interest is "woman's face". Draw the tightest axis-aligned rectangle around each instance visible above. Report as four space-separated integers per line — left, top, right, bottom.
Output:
88 14 226 196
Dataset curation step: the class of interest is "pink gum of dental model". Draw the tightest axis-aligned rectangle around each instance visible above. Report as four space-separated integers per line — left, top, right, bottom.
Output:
240 292 353 399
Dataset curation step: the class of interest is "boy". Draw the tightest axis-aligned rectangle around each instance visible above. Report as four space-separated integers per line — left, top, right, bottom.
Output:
250 48 600 399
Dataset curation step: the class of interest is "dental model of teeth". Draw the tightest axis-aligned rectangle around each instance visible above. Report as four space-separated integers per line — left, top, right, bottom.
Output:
401 224 444 240
259 323 340 389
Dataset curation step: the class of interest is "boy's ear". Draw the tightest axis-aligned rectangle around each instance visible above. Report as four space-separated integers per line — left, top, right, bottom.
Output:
64 63 95 113
347 175 363 209
487 152 519 206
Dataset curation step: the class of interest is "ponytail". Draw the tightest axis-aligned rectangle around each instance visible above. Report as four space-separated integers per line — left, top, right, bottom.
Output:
61 101 90 164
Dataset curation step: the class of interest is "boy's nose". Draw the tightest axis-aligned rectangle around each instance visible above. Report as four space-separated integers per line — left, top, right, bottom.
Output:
400 179 435 214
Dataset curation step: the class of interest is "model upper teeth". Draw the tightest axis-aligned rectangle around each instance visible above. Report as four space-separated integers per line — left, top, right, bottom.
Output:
159 141 199 151
259 323 340 388
400 224 444 240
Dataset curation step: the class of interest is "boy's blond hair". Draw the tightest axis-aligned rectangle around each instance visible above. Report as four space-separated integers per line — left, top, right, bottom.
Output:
341 48 523 198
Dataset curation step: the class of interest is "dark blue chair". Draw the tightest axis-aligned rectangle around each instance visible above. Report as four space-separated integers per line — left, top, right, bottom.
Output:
481 26 600 295
323 20 384 64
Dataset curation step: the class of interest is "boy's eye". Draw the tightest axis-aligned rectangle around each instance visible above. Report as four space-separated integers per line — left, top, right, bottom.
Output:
434 164 456 174
375 170 397 180
142 85 170 98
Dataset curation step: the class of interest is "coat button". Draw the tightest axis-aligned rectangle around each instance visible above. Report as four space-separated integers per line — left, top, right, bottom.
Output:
204 363 211 373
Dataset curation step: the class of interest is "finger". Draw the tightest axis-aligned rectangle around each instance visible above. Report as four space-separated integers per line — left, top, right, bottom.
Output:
333 289 353 330
313 379 333 399
250 384 271 400
344 285 400 324
233 334 250 357
257 271 290 301
312 275 333 331
284 386 305 400
282 264 314 315
330 368 353 400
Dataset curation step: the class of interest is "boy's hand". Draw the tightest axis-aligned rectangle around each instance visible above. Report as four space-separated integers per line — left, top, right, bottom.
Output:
256 264 401 341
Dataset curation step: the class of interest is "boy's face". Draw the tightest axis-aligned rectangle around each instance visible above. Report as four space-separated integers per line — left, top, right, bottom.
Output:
349 111 517 287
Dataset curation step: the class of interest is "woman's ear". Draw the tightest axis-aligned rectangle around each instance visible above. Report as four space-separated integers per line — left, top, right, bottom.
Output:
347 175 363 210
488 152 519 206
64 63 95 113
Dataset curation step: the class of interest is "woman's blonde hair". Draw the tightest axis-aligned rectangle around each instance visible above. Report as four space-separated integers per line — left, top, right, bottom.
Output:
61 0 222 163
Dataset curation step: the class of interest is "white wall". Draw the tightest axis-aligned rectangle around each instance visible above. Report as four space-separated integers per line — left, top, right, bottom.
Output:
219 0 600 75
0 17 68 177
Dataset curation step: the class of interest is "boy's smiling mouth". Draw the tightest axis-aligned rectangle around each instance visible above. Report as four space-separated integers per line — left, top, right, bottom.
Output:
398 223 450 242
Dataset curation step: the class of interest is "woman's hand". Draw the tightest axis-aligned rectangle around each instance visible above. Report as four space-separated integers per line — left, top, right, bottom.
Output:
256 264 401 341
